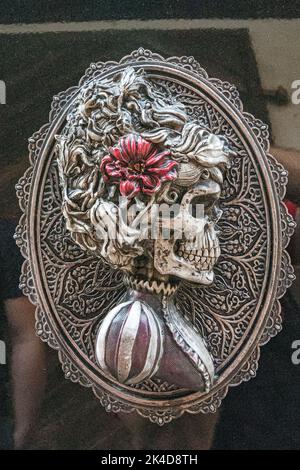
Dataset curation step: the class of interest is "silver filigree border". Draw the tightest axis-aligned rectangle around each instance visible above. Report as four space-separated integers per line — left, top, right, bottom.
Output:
15 48 295 425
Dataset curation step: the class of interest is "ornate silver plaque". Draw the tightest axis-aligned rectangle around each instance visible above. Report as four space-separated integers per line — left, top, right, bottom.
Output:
16 49 295 425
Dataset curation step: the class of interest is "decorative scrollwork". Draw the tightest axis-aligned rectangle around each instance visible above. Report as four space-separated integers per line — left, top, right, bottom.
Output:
16 49 294 424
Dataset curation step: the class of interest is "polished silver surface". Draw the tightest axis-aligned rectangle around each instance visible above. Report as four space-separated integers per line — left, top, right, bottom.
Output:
15 48 295 425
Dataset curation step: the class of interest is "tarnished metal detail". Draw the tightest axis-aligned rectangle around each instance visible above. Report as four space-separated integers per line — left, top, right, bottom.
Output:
16 48 294 425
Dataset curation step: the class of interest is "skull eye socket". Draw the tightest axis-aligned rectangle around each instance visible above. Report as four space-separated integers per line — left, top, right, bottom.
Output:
189 195 215 218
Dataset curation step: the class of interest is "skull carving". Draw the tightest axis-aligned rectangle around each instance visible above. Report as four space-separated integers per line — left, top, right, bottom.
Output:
154 178 222 285
17 50 293 423
56 66 232 392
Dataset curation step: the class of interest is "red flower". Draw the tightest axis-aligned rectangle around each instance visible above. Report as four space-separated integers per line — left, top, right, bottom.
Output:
100 134 177 198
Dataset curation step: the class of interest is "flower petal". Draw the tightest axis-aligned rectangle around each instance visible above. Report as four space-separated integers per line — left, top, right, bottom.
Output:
100 154 113 168
119 136 132 163
145 150 171 167
137 135 153 159
129 134 138 161
100 155 114 176
140 174 161 194
119 180 140 198
110 146 127 163
147 159 178 177
105 163 123 178
162 168 178 181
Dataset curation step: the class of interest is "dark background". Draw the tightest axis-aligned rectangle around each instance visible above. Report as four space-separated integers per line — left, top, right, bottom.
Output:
1 0 300 23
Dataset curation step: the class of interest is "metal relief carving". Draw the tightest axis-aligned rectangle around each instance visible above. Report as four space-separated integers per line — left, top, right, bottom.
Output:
16 49 295 425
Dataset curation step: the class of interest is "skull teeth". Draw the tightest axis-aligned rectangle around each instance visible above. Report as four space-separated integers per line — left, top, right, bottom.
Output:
176 229 220 271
